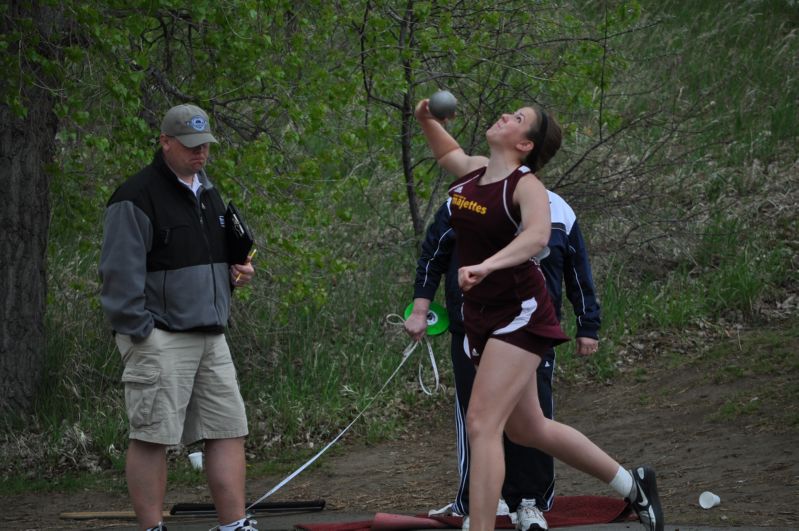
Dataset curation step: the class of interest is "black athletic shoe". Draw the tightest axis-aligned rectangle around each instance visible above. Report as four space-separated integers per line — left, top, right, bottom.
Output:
627 466 664 531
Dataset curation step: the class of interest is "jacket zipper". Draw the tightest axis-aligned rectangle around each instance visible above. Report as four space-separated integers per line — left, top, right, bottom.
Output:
196 189 223 324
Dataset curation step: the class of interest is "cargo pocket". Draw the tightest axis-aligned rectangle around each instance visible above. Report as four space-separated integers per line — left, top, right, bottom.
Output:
121 367 161 429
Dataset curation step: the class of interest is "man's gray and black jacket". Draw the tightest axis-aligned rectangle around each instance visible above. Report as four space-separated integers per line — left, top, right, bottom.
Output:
412 190 600 338
99 149 232 342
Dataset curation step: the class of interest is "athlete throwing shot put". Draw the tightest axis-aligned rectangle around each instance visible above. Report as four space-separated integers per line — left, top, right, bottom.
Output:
414 97 664 531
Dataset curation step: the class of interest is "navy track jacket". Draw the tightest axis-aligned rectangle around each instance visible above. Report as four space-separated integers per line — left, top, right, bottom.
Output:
412 190 600 338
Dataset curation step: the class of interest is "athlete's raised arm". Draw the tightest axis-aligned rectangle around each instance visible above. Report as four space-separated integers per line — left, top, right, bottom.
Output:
414 99 488 178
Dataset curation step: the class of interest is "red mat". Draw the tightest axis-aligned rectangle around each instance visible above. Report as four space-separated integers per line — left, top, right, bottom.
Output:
295 495 634 530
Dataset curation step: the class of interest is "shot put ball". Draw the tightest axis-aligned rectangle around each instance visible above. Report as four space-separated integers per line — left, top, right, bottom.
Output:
429 90 457 119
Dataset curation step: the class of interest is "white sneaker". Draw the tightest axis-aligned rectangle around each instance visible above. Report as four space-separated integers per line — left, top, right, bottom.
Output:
516 499 548 531
461 497 508 531
428 502 463 517
497 497 511 516
234 518 258 531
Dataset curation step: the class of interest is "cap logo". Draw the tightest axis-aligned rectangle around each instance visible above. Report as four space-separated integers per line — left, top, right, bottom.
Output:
187 115 207 131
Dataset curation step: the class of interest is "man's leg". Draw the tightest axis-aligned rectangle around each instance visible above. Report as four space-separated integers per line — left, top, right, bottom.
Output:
205 437 247 525
126 439 168 529
450 331 476 516
185 334 250 526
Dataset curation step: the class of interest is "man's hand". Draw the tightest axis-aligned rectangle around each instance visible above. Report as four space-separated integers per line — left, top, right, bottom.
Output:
404 298 432 341
230 259 255 287
576 337 599 356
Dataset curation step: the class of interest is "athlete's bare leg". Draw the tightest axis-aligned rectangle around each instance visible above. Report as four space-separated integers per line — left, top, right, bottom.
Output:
466 338 622 531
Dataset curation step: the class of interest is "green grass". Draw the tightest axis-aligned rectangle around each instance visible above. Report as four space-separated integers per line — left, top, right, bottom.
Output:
229 249 451 449
641 0 799 165
700 322 799 425
554 206 795 382
715 394 764 420
0 471 126 496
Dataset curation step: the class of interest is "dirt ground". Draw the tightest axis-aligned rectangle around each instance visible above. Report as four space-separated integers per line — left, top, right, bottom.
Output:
3 320 798 530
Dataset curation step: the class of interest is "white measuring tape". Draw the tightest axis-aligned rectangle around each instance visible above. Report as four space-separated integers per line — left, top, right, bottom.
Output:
385 313 441 397
215 314 440 528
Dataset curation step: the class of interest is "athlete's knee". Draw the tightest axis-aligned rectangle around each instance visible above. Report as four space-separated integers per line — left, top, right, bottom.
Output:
465 406 500 443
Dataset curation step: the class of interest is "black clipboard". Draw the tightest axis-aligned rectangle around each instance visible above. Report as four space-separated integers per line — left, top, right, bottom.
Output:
224 201 254 265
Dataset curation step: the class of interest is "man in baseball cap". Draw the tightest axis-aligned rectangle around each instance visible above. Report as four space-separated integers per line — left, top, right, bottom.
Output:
161 103 218 147
100 102 257 531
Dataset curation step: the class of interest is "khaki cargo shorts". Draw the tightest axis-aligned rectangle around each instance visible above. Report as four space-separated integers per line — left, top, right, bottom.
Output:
115 328 249 445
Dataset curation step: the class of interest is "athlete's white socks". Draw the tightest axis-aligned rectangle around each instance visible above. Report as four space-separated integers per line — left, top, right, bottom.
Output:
609 466 635 498
219 517 248 531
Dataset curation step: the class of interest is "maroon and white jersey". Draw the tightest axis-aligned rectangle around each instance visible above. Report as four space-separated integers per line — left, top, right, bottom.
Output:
447 165 542 306
449 164 569 357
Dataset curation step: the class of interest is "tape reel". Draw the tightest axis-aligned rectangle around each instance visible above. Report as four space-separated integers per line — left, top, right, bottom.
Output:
403 301 450 336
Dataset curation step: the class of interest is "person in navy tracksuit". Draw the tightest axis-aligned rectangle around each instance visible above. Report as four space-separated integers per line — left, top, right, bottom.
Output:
405 190 600 530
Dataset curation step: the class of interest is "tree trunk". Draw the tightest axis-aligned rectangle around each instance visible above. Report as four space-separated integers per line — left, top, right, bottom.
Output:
398 0 423 238
0 2 58 415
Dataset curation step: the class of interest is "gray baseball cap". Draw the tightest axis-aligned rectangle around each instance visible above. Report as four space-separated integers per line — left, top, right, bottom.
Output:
161 104 218 147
